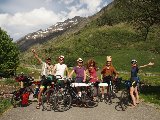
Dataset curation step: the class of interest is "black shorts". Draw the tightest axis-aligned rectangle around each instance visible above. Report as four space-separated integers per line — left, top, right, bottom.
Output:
40 76 52 89
130 80 138 88
57 80 65 88
103 76 112 85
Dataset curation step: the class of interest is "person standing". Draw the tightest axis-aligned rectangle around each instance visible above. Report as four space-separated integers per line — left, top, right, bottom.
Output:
69 58 86 97
86 59 99 99
31 49 54 109
52 55 69 87
86 59 99 83
129 59 154 107
101 56 118 98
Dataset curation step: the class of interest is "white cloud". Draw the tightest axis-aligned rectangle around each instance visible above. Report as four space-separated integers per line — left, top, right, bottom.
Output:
0 7 64 40
80 0 102 11
59 0 74 5
0 14 10 26
0 0 109 40
66 0 103 18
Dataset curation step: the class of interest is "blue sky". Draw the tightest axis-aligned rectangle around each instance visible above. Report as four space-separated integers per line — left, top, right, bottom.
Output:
0 0 112 40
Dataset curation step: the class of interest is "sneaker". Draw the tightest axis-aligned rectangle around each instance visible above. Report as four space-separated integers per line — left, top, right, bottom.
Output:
36 103 41 109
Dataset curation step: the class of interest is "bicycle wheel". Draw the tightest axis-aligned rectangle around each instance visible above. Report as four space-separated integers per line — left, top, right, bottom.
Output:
41 89 54 111
11 91 21 108
85 87 99 108
104 86 112 104
120 89 130 111
54 90 72 112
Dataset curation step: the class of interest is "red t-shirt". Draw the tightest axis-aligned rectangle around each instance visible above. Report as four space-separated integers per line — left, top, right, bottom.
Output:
88 67 98 83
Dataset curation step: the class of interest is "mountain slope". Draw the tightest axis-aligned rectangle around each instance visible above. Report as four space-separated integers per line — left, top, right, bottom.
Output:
21 1 160 72
17 16 87 51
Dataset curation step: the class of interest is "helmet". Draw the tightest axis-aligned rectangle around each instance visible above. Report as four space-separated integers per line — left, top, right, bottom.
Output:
77 58 83 63
21 72 24 75
131 59 137 64
59 55 64 60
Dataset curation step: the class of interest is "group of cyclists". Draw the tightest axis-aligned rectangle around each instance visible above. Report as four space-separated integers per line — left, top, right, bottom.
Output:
31 49 154 109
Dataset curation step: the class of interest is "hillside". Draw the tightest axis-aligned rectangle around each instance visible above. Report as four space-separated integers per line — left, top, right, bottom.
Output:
17 16 87 51
21 1 160 72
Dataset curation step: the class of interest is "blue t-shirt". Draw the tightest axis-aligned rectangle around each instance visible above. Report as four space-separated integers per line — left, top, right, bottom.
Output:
131 66 139 81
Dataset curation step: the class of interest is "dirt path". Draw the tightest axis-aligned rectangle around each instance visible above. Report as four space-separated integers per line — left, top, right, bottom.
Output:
0 97 160 120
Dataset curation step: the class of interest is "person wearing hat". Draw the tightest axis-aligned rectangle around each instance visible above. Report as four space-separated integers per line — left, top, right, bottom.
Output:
129 59 154 108
101 56 118 99
52 55 69 87
69 58 86 97
31 49 54 109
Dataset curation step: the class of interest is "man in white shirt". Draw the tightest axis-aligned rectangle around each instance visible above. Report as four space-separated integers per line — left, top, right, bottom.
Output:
32 49 54 109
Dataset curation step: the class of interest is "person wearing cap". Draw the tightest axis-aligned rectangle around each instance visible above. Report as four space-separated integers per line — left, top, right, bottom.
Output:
129 59 154 108
101 56 118 99
69 58 86 97
52 55 69 87
31 49 54 109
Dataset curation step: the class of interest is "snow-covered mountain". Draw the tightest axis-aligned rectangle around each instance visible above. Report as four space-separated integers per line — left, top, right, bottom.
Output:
17 16 86 51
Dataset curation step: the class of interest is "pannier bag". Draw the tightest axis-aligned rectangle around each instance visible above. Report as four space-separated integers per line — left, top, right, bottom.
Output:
21 92 30 106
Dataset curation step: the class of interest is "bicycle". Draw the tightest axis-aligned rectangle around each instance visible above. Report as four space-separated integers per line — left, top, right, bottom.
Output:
68 80 99 108
41 75 72 112
53 78 72 112
119 80 132 111
101 76 118 104
11 75 38 107
120 79 142 111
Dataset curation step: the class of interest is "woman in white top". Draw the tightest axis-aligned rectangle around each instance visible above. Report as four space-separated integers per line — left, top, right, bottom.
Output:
53 55 69 86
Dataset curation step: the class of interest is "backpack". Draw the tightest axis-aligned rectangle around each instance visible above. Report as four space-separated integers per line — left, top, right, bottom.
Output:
21 92 30 106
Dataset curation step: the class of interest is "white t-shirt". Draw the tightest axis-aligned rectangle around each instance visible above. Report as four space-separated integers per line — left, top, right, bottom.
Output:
54 63 67 79
41 62 53 76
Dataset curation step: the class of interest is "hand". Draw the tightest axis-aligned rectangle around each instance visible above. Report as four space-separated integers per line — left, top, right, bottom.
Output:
148 62 154 66
83 79 86 82
115 76 118 79
90 76 93 79
31 49 35 53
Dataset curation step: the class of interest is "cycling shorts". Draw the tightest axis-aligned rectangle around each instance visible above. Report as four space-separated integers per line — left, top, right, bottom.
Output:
130 77 139 88
57 80 65 88
130 80 137 88
40 75 53 89
103 76 112 85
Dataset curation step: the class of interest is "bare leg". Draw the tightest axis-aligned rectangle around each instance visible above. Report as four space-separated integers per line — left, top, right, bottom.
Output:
134 86 139 104
37 87 44 105
130 86 136 106
101 87 104 98
76 87 81 97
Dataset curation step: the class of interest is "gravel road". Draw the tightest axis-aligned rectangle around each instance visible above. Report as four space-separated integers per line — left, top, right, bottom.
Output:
0 96 160 120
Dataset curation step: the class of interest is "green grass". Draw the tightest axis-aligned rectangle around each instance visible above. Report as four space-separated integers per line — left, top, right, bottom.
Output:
0 78 19 86
0 99 11 115
87 49 160 73
140 86 160 106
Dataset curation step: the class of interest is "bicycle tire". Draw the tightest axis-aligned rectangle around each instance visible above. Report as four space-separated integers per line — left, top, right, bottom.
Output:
11 91 21 108
54 90 72 112
120 89 129 111
104 85 112 104
41 89 55 111
85 88 99 108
